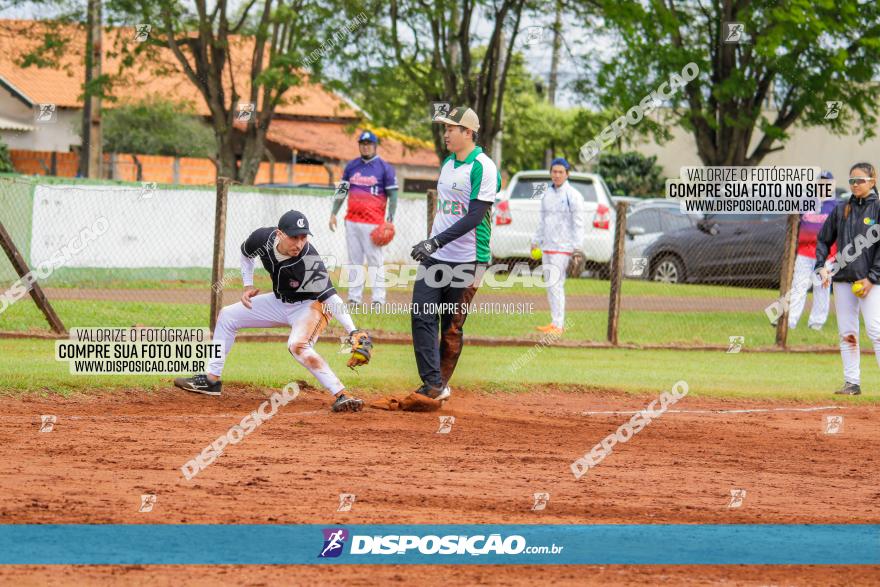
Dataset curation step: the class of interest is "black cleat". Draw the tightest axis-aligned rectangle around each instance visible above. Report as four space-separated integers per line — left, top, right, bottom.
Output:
174 374 222 396
332 393 364 413
834 382 862 396
415 383 451 401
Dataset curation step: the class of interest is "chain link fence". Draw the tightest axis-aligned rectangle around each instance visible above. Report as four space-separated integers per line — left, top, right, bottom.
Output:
0 174 427 335
614 201 844 350
0 174 847 351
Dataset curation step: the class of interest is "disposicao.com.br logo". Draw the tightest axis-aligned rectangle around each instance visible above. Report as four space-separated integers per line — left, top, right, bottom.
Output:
318 527 563 558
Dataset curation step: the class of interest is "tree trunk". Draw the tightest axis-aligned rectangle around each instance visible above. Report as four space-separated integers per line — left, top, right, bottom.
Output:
216 130 238 181
87 0 103 180
80 0 103 179
239 132 267 185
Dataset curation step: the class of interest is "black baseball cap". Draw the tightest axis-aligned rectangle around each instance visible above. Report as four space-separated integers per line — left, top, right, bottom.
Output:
278 210 312 236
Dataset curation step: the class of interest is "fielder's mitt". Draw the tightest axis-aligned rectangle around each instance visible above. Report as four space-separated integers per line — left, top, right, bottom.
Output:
346 329 372 370
370 222 395 246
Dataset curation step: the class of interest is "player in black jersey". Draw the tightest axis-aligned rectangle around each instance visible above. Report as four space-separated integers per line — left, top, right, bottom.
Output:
174 210 367 413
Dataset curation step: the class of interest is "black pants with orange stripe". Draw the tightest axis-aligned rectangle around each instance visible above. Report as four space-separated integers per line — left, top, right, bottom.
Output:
411 258 484 389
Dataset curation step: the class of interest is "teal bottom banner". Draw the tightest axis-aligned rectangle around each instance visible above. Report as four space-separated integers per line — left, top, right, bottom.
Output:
0 524 877 565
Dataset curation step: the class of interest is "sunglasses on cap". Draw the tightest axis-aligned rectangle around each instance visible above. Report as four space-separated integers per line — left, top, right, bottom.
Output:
849 177 874 185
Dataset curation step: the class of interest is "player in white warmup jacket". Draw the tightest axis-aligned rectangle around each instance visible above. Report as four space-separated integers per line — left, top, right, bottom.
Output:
530 158 585 335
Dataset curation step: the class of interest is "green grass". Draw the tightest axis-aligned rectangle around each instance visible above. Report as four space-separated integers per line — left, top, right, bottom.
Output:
1 338 876 403
36 267 216 290
0 296 861 349
480 276 777 299
0 300 207 331
15 265 778 301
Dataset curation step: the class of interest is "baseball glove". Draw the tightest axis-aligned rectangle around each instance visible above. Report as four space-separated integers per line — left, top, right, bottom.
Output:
346 329 372 370
370 222 395 246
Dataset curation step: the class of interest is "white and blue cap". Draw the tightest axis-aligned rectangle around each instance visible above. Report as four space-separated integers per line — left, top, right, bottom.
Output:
358 130 378 144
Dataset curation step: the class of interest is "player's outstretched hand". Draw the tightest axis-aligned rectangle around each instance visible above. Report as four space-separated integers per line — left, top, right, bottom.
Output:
329 215 337 232
241 286 260 309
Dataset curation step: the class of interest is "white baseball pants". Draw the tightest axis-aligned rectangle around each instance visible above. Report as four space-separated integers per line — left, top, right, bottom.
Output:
542 252 570 329
832 281 880 385
788 254 831 329
344 220 385 304
207 293 344 395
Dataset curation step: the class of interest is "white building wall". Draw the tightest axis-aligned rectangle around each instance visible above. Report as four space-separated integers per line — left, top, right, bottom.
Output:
1 91 82 152
630 110 880 185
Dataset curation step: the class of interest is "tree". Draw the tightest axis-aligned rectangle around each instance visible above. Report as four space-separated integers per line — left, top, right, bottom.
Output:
343 63 434 142
95 94 215 158
383 0 529 160
580 0 880 166
596 152 665 196
12 3 355 183
0 139 13 173
496 48 608 174
106 0 351 183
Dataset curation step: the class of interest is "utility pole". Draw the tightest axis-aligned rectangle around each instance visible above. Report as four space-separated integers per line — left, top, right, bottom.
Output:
491 29 506 170
548 0 562 105
80 0 103 179
544 0 563 168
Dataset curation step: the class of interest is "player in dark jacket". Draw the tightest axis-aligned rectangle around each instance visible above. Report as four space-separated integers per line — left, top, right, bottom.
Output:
815 162 880 395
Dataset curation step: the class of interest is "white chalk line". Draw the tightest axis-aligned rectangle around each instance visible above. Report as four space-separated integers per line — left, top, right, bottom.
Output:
581 405 843 416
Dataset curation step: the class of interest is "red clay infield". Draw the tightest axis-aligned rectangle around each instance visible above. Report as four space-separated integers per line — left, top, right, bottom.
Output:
0 385 877 584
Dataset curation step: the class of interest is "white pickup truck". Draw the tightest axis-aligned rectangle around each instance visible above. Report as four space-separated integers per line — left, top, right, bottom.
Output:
490 170 617 276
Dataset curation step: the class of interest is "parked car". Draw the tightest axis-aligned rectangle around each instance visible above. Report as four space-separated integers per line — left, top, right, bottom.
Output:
643 213 787 287
611 195 643 207
624 201 701 278
491 170 617 276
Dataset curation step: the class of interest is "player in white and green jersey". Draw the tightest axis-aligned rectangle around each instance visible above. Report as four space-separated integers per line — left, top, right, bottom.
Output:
408 106 501 402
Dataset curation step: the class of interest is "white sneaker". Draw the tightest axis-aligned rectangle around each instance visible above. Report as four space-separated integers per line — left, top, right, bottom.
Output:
436 385 451 401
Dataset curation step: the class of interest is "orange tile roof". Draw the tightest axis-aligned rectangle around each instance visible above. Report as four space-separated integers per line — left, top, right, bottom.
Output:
262 119 440 168
0 19 355 118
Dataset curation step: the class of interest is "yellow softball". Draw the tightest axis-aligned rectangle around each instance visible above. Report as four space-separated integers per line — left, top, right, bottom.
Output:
530 248 542 261
852 282 866 297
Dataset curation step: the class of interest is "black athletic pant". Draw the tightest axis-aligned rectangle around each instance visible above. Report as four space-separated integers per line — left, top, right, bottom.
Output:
410 258 484 388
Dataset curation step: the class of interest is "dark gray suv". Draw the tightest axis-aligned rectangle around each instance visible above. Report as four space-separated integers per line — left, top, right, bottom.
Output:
643 213 787 287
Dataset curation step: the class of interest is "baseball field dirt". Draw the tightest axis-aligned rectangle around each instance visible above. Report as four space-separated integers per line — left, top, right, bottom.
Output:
1 385 877 585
